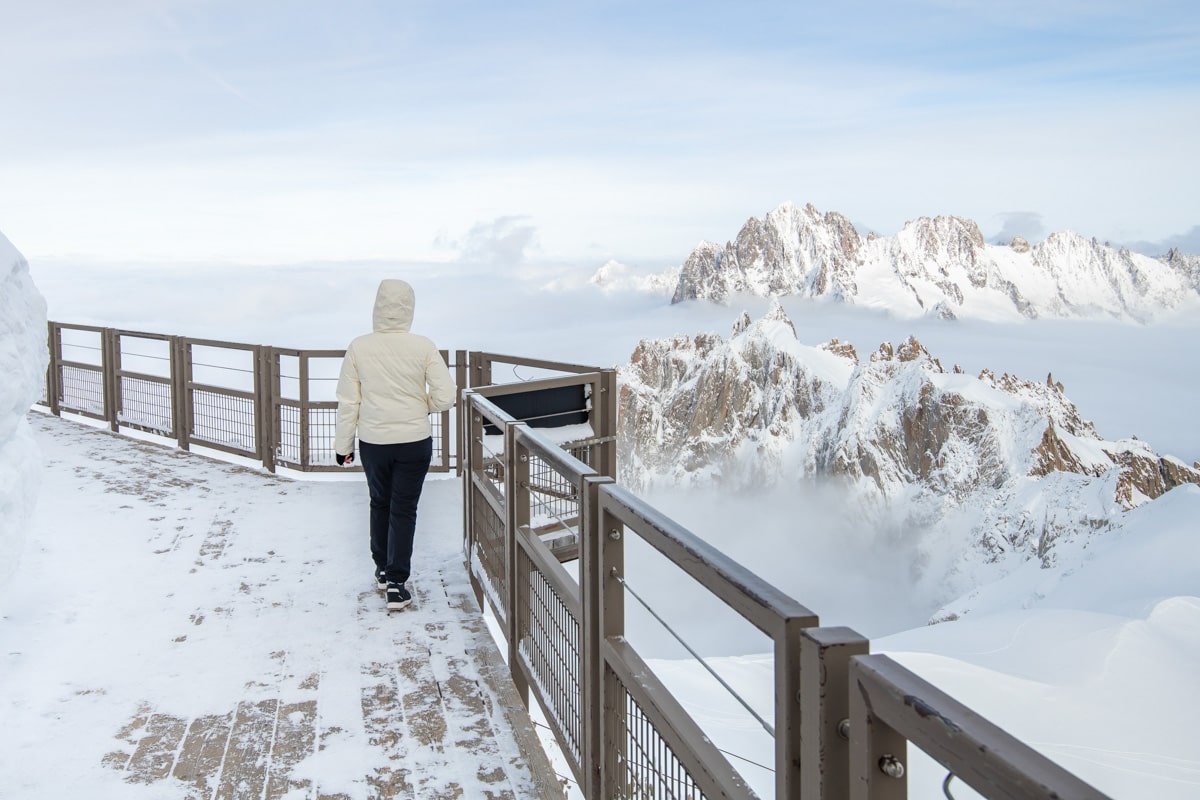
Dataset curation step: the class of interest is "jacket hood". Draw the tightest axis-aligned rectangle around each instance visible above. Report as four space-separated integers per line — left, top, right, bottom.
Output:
372 279 414 332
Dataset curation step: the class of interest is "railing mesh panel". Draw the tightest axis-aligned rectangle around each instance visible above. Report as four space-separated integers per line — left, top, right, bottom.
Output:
191 389 257 454
611 670 709 800
59 364 105 416
278 404 301 464
528 453 581 528
518 547 583 775
307 407 338 467
472 485 508 624
565 440 599 469
431 413 447 470
118 375 173 435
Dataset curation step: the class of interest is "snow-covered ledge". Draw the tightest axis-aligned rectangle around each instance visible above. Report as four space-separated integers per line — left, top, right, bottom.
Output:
0 231 48 588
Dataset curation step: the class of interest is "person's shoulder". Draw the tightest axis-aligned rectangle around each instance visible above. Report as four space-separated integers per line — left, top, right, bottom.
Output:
406 332 440 351
346 332 374 351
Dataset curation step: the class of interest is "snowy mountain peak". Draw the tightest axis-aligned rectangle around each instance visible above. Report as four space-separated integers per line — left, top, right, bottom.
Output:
671 202 862 305
619 308 1200 577
669 202 1200 321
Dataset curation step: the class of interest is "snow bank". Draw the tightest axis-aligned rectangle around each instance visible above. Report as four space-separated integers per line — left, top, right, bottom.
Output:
0 230 48 587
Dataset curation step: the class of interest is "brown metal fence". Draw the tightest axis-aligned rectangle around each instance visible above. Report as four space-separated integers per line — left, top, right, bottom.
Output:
40 321 461 473
462 361 1114 800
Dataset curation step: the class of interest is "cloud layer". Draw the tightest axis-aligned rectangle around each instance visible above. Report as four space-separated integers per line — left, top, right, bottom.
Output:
1 1 1197 266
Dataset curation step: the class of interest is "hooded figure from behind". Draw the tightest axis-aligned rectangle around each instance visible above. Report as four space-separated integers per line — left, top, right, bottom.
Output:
335 279 456 611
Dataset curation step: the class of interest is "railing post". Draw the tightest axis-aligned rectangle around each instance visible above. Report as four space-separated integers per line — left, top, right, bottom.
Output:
802 627 870 800
435 349 452 472
455 349 467 476
470 350 493 388
462 391 485 611
849 656 908 800
46 321 61 416
504 420 531 706
580 474 615 799
109 329 124 432
180 338 195 452
260 346 277 473
598 496 627 797
103 327 119 432
774 616 804 798
597 369 618 480
297 350 310 470
170 336 190 451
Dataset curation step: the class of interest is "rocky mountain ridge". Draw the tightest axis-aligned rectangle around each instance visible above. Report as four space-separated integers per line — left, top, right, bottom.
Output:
618 304 1200 605
668 202 1200 321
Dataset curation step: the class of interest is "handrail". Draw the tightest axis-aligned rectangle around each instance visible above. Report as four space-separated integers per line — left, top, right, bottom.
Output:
39 321 458 474
848 654 1112 800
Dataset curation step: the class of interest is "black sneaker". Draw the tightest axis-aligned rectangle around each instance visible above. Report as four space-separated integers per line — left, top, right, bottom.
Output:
375 570 387 591
386 582 412 611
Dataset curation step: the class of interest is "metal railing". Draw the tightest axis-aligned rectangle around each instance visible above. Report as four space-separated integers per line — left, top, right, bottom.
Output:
39 323 1114 799
462 358 1114 800
40 322 466 473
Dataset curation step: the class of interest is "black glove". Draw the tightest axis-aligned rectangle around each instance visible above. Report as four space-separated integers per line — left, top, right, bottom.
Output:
337 451 354 466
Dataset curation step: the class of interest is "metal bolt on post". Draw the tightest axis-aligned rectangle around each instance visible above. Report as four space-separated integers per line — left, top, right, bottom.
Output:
879 754 906 779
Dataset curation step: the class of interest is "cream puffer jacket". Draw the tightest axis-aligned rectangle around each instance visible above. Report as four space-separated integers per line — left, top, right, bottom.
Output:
334 279 456 454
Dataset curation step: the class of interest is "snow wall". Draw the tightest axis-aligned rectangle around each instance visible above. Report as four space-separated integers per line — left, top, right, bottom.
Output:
0 231 48 588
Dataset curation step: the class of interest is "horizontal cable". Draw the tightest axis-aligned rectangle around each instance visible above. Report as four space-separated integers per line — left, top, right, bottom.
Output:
719 746 774 775
614 573 775 738
190 361 255 374
525 491 581 543
512 407 589 425
119 350 171 362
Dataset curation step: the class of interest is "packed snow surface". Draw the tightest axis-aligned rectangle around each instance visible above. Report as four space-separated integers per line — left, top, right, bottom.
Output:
0 414 554 799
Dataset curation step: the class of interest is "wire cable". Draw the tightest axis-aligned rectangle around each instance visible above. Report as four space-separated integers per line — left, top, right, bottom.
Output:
190 361 255 374
118 350 171 362
613 573 775 737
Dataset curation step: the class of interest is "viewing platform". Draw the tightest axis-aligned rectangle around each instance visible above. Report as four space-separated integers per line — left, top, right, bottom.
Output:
1 412 564 799
12 324 1118 800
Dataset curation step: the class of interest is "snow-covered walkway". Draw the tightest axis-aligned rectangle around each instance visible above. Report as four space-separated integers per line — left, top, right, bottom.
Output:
0 413 563 800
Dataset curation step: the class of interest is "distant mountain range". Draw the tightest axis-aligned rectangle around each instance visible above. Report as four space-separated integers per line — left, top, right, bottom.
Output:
594 201 1200 322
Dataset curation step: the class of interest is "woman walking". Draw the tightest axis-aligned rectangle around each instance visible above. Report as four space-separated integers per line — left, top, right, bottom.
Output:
334 279 457 611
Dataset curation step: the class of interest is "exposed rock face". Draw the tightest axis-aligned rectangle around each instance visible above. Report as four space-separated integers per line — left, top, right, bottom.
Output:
621 301 850 483
669 202 1200 322
1164 247 1200 293
619 306 1200 567
671 202 862 304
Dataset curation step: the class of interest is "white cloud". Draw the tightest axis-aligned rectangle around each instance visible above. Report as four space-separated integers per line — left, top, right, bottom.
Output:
990 212 1046 244
2 1 1197 265
437 216 540 272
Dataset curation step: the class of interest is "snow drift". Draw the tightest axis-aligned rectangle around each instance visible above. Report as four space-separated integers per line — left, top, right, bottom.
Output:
0 230 48 587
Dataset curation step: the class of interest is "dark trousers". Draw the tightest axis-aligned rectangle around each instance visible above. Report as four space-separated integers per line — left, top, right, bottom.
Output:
359 437 433 584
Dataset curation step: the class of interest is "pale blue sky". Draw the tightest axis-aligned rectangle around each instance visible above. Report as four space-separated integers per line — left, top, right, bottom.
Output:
2 0 1197 268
